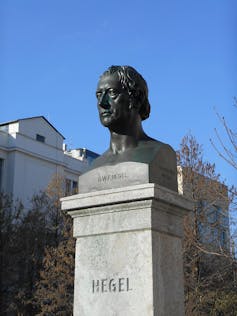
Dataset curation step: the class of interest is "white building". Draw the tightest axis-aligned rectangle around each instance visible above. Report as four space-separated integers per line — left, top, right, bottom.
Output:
0 116 98 207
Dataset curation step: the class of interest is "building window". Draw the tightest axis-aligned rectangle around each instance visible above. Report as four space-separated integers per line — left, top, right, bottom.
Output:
0 159 3 190
72 181 78 194
65 179 71 196
36 134 45 143
65 179 78 196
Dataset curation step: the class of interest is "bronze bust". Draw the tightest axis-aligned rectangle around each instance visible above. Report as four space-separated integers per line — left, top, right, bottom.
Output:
79 66 178 193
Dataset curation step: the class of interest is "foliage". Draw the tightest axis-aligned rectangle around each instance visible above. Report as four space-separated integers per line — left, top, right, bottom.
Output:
34 215 75 315
0 192 54 314
0 193 24 314
185 288 237 316
177 133 237 315
0 174 75 315
210 103 237 256
32 175 75 315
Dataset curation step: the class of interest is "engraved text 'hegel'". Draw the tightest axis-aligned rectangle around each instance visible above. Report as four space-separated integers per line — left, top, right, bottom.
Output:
92 277 132 293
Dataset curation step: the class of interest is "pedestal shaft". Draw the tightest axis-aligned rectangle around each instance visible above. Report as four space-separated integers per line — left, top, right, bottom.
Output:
61 184 192 316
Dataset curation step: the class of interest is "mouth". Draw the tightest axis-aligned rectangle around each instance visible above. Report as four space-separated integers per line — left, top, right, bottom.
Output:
101 111 112 117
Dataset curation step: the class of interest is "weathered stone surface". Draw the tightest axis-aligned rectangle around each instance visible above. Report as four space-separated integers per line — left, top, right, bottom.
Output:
62 183 192 214
74 230 153 315
61 184 192 316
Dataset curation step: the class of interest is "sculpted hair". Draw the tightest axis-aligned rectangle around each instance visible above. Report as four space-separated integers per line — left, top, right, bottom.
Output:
101 65 151 120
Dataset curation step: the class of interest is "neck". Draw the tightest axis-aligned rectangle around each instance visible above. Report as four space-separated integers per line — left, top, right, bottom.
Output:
109 124 147 154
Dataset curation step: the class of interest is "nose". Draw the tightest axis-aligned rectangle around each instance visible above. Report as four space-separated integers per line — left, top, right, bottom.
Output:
98 91 110 109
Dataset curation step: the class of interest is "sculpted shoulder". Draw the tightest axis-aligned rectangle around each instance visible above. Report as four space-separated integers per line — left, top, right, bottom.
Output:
79 138 178 193
88 139 175 171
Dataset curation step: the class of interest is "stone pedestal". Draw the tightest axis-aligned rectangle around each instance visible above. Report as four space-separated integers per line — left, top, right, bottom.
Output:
61 183 192 316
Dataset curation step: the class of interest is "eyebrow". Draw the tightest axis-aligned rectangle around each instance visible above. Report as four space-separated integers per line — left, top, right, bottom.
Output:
96 87 121 93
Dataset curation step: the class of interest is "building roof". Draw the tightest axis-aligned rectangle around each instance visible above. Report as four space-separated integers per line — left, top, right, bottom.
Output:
0 116 65 139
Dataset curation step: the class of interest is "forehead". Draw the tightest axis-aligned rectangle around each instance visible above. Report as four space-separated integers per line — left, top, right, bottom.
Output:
97 72 122 90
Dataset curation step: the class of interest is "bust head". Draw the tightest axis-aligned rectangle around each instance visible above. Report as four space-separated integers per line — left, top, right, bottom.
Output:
96 66 151 130
79 65 178 193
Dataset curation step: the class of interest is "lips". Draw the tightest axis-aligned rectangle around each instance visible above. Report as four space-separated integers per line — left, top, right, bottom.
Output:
101 110 112 117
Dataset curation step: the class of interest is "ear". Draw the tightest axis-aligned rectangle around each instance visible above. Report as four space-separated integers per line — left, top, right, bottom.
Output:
128 93 141 111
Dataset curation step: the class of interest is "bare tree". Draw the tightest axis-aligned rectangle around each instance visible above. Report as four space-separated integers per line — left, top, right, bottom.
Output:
34 215 75 315
177 134 237 316
210 101 237 171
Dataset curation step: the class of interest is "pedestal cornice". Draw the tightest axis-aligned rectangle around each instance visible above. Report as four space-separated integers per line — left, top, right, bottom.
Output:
61 183 193 215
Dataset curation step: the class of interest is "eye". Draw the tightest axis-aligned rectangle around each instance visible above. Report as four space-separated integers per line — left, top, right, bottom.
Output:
96 91 102 99
108 89 119 98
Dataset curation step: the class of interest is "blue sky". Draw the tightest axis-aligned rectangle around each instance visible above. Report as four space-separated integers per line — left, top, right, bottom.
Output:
1 0 236 187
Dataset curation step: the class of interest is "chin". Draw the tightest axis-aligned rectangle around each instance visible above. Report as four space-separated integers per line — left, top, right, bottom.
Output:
100 118 113 127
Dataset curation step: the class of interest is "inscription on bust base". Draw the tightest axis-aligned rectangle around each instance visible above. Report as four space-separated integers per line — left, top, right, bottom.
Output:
98 172 128 183
79 160 178 193
92 277 132 293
